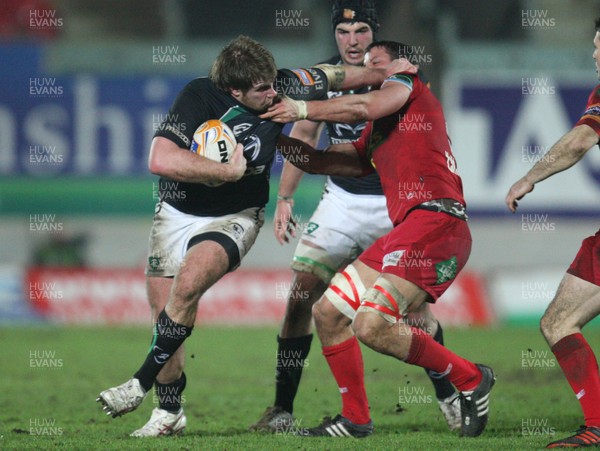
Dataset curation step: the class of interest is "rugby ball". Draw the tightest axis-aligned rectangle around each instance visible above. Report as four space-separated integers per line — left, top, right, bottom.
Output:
190 119 237 187
190 119 236 162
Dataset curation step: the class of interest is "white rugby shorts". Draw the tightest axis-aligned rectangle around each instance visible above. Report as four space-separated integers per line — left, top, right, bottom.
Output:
146 201 264 277
291 179 392 282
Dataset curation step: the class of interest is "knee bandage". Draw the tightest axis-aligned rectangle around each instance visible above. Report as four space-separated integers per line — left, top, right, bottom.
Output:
358 277 407 324
324 264 367 320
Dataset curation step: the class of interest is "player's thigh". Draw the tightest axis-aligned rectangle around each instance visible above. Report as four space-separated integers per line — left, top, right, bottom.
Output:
174 240 230 301
147 276 173 317
356 210 470 323
177 209 264 298
145 202 264 278
542 273 600 333
292 184 390 283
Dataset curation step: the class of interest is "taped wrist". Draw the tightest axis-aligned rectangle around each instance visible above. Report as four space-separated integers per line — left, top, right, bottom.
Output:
295 99 308 120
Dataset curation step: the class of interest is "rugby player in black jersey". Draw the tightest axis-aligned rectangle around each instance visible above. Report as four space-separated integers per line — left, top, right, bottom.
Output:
250 0 461 434
95 34 408 437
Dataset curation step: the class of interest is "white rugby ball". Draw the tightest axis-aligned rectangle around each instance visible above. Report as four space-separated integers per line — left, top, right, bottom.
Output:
190 119 237 187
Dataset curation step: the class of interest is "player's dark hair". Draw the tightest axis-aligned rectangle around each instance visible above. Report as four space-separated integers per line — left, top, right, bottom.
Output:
366 40 410 60
595 17 600 32
210 35 277 92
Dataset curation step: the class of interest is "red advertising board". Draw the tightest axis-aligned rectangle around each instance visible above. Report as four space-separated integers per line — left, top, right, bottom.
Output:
25 267 494 326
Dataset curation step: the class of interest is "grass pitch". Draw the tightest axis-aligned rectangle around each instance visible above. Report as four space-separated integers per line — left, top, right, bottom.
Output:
1 325 596 450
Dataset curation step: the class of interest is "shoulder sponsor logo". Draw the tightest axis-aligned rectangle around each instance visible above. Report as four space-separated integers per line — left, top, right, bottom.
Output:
582 105 600 117
291 69 314 86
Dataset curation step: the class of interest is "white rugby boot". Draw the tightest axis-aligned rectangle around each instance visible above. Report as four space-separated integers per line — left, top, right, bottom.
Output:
130 407 187 437
96 378 147 418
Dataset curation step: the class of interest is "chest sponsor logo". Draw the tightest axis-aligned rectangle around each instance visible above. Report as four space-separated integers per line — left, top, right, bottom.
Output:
232 123 253 136
332 122 365 138
243 134 262 161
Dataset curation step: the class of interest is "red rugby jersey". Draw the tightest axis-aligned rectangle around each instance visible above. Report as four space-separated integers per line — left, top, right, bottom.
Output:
575 84 600 137
353 73 465 225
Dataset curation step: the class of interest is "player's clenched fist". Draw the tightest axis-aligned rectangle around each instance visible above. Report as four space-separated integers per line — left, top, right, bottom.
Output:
225 143 247 182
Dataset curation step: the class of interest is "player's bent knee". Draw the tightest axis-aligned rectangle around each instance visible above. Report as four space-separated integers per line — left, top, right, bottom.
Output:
539 313 551 340
352 312 382 347
540 310 569 345
313 296 349 330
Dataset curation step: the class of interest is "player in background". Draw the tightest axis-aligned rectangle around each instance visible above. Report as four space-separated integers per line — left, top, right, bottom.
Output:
95 34 406 437
505 18 600 449
250 0 460 433
262 40 495 438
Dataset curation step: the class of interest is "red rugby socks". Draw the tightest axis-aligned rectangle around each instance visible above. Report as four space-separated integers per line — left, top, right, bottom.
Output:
552 333 600 427
405 327 482 392
322 336 371 425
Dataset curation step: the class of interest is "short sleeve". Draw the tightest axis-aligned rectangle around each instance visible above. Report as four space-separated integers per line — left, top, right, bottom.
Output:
575 85 600 138
276 68 329 101
154 80 209 149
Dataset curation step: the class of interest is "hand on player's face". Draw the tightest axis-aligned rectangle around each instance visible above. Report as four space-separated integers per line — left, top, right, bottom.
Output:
335 22 374 66
236 81 278 113
259 97 300 123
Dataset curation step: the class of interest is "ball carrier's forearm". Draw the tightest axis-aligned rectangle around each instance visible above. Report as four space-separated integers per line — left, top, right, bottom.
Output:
149 137 246 185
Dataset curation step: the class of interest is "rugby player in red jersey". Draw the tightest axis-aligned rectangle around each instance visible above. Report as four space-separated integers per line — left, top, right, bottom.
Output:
251 0 460 434
262 40 495 438
506 18 600 449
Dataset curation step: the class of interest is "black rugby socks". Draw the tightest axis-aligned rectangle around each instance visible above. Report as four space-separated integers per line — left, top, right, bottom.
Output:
274 334 313 414
134 309 193 392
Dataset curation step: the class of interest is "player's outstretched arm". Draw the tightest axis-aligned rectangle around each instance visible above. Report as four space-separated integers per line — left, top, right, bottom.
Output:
317 58 417 91
263 78 411 124
149 136 246 184
505 124 599 212
277 134 368 177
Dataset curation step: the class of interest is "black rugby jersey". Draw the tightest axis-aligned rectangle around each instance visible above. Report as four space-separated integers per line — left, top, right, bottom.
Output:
154 69 328 217
315 55 384 195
